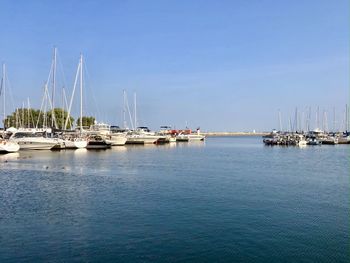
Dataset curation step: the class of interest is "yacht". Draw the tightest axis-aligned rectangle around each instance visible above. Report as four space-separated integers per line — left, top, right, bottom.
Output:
89 123 127 146
0 139 20 153
176 129 205 142
126 127 164 144
9 131 59 150
86 135 111 149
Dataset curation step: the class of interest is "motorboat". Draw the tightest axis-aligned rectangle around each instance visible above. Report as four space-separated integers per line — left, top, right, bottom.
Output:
307 136 322 145
86 135 111 149
89 123 127 146
105 133 128 146
126 127 164 144
0 139 20 153
9 131 59 150
176 129 205 142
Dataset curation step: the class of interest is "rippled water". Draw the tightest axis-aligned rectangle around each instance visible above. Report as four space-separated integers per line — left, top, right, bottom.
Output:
0 137 348 262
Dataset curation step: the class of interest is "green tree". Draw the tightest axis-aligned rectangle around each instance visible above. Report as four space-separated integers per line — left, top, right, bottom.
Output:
46 108 74 130
76 116 95 128
3 107 74 129
3 108 42 129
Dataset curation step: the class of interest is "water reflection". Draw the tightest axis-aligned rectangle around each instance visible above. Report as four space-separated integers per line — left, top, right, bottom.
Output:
73 148 88 155
0 152 20 161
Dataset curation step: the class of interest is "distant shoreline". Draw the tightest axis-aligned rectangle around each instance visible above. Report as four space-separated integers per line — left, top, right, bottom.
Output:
202 132 268 137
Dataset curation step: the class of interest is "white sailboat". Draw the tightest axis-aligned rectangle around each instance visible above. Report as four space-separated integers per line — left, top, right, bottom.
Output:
123 92 164 144
64 54 88 149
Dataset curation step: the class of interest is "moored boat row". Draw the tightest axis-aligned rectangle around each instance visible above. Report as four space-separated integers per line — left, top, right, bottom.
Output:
263 129 349 146
0 125 205 153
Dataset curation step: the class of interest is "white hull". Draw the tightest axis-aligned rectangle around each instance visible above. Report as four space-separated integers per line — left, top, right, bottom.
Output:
106 136 127 146
188 135 205 141
176 134 205 142
126 135 159 144
298 140 307 146
0 140 20 153
12 138 58 150
64 139 88 149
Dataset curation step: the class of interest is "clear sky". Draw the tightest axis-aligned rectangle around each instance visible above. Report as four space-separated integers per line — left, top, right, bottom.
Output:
0 0 348 131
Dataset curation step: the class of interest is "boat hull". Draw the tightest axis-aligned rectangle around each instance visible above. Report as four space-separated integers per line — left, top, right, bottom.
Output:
0 141 20 153
106 135 127 146
65 139 88 149
126 136 158 144
12 138 58 150
86 141 111 149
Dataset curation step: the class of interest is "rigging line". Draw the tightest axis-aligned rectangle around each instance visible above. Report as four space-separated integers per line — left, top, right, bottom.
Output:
83 61 101 121
63 88 72 129
56 49 68 89
4 69 17 118
65 59 81 130
36 85 47 128
125 92 134 130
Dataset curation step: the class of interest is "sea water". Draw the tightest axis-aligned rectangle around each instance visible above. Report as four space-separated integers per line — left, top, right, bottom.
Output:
0 137 348 262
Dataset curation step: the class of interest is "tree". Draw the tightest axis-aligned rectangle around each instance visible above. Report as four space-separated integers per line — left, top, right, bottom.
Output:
76 116 95 128
46 108 74 130
3 107 74 129
3 108 42 129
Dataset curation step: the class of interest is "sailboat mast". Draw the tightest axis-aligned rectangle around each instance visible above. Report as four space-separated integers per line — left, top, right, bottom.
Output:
278 109 282 131
333 107 336 132
123 90 127 129
62 88 65 129
80 54 83 133
2 64 5 129
27 98 30 128
346 104 348 132
134 92 137 129
51 47 57 128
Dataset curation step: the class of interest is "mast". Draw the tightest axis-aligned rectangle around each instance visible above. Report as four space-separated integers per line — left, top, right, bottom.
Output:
27 98 30 128
22 101 25 128
316 106 320 130
289 117 292 132
80 54 83 133
51 47 57 128
323 110 328 132
134 92 137 129
1 63 5 129
333 107 336 132
294 107 298 132
278 109 282 131
62 87 65 129
64 57 80 130
123 90 127 129
346 104 348 132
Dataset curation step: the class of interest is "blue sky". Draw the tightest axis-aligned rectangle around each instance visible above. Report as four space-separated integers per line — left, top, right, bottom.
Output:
0 0 348 131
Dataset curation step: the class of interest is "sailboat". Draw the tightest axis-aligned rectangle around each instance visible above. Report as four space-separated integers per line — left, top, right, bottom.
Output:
64 54 88 149
124 92 165 144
